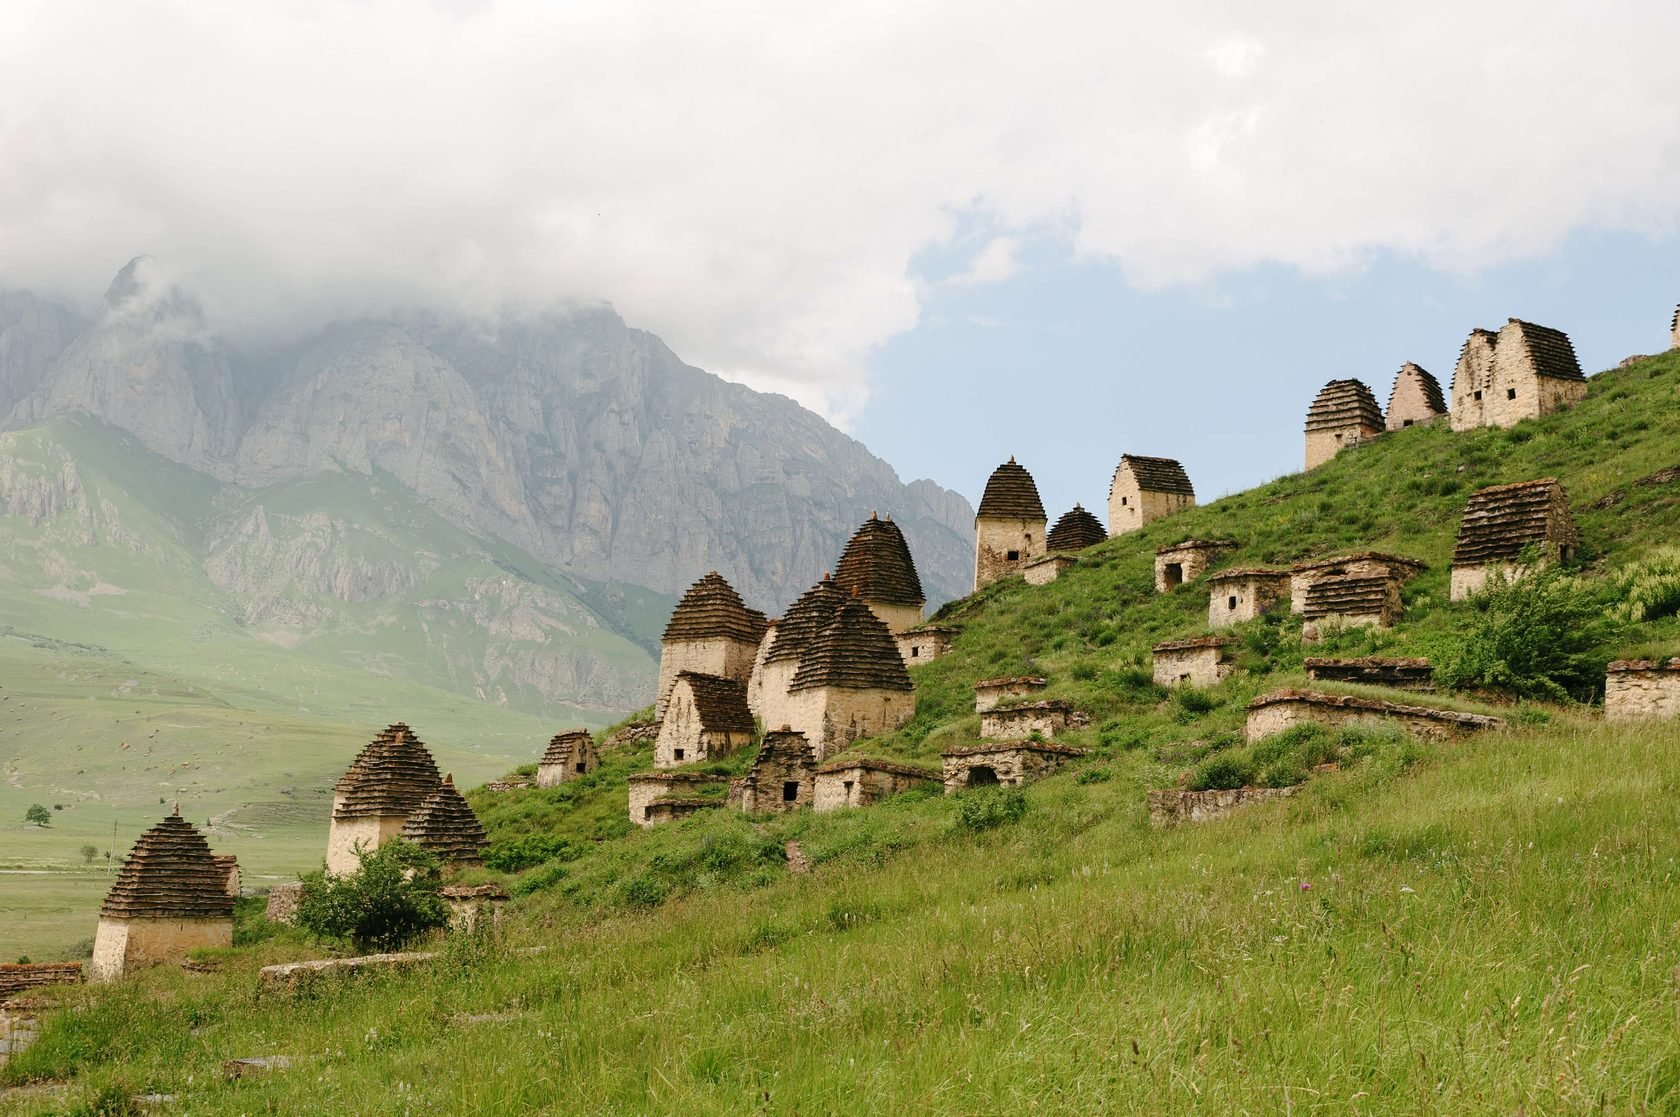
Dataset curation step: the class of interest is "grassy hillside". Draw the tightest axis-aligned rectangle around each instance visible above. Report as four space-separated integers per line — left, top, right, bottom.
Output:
8 352 1680 1112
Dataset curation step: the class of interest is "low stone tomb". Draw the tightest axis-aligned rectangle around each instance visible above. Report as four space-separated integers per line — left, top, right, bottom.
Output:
1155 539 1237 593
979 700 1072 741
258 952 437 991
440 883 509 934
1304 657 1434 691
627 772 732 827
896 624 959 666
812 756 940 811
1146 786 1300 826
1246 689 1502 744
1022 553 1077 585
973 676 1047 713
1207 569 1291 628
1605 659 1680 722
941 741 1086 791
1151 636 1235 688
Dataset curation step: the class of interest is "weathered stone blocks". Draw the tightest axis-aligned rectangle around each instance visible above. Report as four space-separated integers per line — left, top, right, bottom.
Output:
1245 689 1502 745
979 700 1071 741
1449 318 1586 431
1155 539 1236 593
1303 657 1434 691
1605 659 1680 721
1207 568 1291 628
1450 478 1579 601
940 741 1086 791
627 772 732 827
896 624 958 665
974 676 1047 712
812 757 939 811
1304 379 1384 469
1147 786 1299 826
1385 363 1448 430
1108 455 1194 536
1151 636 1235 688
537 730 600 788
1022 553 1076 585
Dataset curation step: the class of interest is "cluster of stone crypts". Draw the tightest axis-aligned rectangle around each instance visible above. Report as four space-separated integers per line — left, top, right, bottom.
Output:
537 730 598 788
400 776 489 866
1245 689 1503 744
1385 363 1448 431
1304 657 1434 691
1451 319 1586 431
1450 478 1579 600
974 457 1048 590
1151 636 1235 688
327 723 444 875
1304 379 1386 470
655 670 754 767
655 572 768 719
980 700 1072 741
91 809 234 982
834 513 926 633
940 741 1087 791
1605 659 1680 721
1155 539 1236 593
1207 568 1292 627
1108 455 1195 537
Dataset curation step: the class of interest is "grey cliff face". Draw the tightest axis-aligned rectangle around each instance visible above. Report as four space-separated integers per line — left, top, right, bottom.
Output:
0 290 87 419
1 263 975 612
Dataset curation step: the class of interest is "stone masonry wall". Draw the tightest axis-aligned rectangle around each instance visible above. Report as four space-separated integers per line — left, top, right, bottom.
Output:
1147 786 1299 826
655 637 757 720
1023 554 1075 585
1208 574 1290 628
783 686 915 761
979 702 1070 741
1152 645 1232 688
1449 561 1518 602
812 766 934 811
1605 662 1680 722
1305 426 1380 471
1109 483 1193 537
326 812 407 876
975 516 1047 590
896 628 955 665
627 774 730 827
90 916 232 982
1246 692 1501 745
1154 543 1233 593
941 746 1079 791
974 677 1046 712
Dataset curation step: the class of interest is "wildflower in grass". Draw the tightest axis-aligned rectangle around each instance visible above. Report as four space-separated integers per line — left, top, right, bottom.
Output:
1299 881 1311 891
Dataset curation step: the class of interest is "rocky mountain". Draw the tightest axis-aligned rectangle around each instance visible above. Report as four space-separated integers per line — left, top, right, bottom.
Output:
2 259 974 613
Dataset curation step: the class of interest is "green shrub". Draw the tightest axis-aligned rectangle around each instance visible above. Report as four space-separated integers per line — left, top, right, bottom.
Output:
295 839 447 952
1074 767 1112 785
1432 565 1618 701
1611 547 1680 623
483 833 582 872
621 874 668 908
1190 753 1253 791
956 788 1029 831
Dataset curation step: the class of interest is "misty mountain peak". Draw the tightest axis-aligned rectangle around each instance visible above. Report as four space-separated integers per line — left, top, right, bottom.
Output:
101 255 201 322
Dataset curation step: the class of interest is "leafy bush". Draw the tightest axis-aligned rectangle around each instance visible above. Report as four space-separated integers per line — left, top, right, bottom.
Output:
956 788 1028 831
1611 547 1680 623
1190 754 1252 791
295 839 447 952
1432 565 1618 702
483 833 582 872
23 803 49 826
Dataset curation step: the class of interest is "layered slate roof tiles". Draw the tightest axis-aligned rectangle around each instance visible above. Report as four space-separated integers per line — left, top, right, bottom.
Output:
790 598 914 693
540 730 593 767
834 514 925 607
1302 577 1393 619
1505 319 1584 381
662 572 769 644
976 457 1046 521
100 809 235 922
1115 455 1194 496
1452 479 1579 565
1305 379 1384 433
675 671 757 734
1047 505 1108 552
400 775 489 865
766 575 847 664
333 723 442 820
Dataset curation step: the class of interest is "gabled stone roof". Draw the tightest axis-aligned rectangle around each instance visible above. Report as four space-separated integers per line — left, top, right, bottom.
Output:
99 809 234 921
332 723 442 820
1452 478 1579 565
789 598 913 693
1305 379 1384 433
674 671 756 734
662 572 769 644
834 514 925 607
1505 319 1584 381
1387 362 1447 414
1248 689 1503 730
1114 455 1194 496
400 775 489 865
1047 505 1107 552
766 575 846 664
1302 576 1392 619
976 457 1046 521
540 730 593 766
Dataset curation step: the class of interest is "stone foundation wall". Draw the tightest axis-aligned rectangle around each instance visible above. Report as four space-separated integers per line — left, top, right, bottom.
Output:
1023 555 1075 585
655 637 758 719
1246 691 1502 745
627 774 731 827
1305 424 1380 471
974 677 1046 713
979 702 1070 741
1605 662 1680 721
941 746 1079 791
1147 786 1299 825
1152 646 1231 688
1109 484 1192 537
326 813 408 876
1208 574 1290 628
90 915 232 982
1154 544 1232 593
784 686 914 761
975 516 1047 590
812 765 935 811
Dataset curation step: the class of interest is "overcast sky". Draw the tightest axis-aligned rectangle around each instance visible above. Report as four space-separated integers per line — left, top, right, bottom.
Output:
4 1 1680 519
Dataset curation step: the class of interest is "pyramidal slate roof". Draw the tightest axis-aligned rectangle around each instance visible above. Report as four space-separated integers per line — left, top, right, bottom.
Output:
399 775 488 865
976 457 1046 521
100 809 234 921
790 597 913 693
1388 362 1447 414
1453 478 1579 564
767 575 847 664
662 572 769 644
674 671 756 734
332 723 442 820
540 730 593 766
1047 505 1107 552
1505 319 1584 381
1114 455 1194 497
834 514 925 607
1305 379 1384 433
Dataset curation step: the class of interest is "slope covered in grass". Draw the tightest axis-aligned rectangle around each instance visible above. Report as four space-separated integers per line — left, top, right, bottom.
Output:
8 352 1680 1111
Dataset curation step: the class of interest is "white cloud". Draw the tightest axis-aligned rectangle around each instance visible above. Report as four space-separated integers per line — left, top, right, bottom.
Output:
947 237 1021 287
1 1 1678 424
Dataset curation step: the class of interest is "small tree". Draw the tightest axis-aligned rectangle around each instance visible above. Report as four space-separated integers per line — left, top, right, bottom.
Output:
1432 564 1618 702
23 804 50 827
79 844 99 864
295 839 447 952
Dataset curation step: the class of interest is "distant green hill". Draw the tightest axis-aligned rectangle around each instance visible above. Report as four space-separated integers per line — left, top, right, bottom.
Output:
10 352 1680 1111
